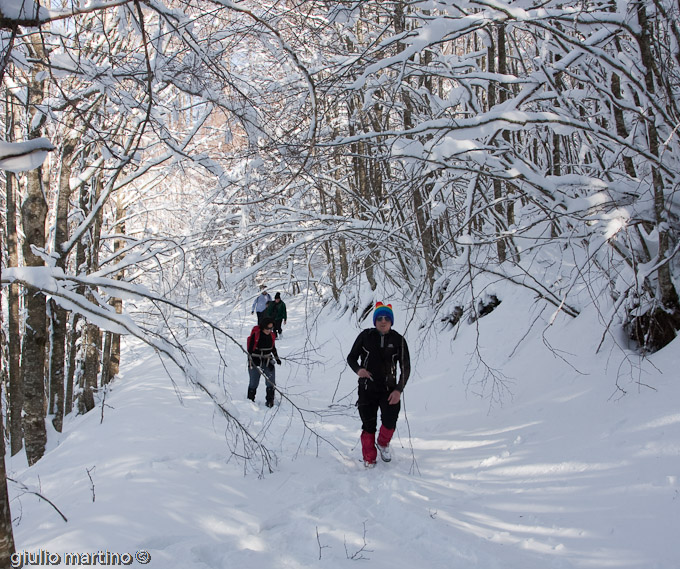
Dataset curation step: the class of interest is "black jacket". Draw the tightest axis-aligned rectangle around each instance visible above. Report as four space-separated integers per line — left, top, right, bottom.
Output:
247 326 279 368
347 328 411 392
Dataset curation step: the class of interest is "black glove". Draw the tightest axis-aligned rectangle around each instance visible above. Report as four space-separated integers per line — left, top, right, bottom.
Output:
276 357 282 365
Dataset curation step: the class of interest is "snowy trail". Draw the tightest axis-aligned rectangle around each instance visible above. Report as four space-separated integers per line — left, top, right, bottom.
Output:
9 293 680 569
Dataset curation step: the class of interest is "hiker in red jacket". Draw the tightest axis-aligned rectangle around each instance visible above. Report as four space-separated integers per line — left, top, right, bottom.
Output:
246 317 281 407
347 302 411 467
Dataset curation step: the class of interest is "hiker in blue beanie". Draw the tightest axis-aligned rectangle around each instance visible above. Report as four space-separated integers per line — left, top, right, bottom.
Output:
346 302 411 467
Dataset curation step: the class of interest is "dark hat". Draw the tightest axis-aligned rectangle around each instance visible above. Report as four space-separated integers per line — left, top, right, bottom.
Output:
275 292 281 300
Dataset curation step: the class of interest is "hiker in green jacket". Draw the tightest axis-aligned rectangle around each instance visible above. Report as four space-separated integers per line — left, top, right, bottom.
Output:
265 292 287 337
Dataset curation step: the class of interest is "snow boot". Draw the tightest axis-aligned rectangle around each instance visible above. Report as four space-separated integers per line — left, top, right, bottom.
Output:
361 431 377 466
377 426 395 462
247 388 256 402
377 444 391 462
265 386 275 407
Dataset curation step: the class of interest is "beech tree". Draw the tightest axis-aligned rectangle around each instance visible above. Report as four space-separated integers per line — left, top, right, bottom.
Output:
2 0 679 530
2 3 676 456
0 137 54 569
1 0 318 476
201 0 679 352
0 2 678 560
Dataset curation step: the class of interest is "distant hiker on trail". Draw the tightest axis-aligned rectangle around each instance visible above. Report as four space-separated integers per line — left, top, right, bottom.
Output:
246 317 281 407
347 302 411 468
265 292 287 337
251 288 272 326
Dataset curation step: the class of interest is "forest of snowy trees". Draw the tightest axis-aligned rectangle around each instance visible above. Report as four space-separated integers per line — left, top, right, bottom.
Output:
1 0 680 564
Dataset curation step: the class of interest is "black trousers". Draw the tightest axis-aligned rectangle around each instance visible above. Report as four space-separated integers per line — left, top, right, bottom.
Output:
357 387 401 434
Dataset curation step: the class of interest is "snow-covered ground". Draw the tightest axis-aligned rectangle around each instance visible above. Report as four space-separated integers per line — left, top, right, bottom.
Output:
8 285 680 569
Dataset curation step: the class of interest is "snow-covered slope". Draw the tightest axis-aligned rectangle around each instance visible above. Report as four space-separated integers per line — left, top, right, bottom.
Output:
9 287 680 569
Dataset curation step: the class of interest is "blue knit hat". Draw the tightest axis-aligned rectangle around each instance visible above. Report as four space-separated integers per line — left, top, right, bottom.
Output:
373 302 394 325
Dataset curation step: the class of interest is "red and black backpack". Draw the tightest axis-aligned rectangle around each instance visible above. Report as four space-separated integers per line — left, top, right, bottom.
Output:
247 325 276 352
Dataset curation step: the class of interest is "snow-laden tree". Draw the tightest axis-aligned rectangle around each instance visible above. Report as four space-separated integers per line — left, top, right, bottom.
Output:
1 0 316 468
0 136 53 569
197 0 680 352
2 0 679 485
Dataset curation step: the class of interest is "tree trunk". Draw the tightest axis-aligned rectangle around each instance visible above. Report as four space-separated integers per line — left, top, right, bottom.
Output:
638 5 679 314
317 186 340 300
628 4 680 349
487 30 508 263
102 197 124 385
78 322 100 414
0 184 16 562
108 325 121 381
49 300 67 432
78 176 104 413
611 71 636 179
20 166 49 465
5 93 24 456
49 138 77 432
0 402 16 566
101 331 113 385
108 221 123 383
333 187 349 284
20 33 50 465
394 1 437 289
5 169 23 456
64 313 80 416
